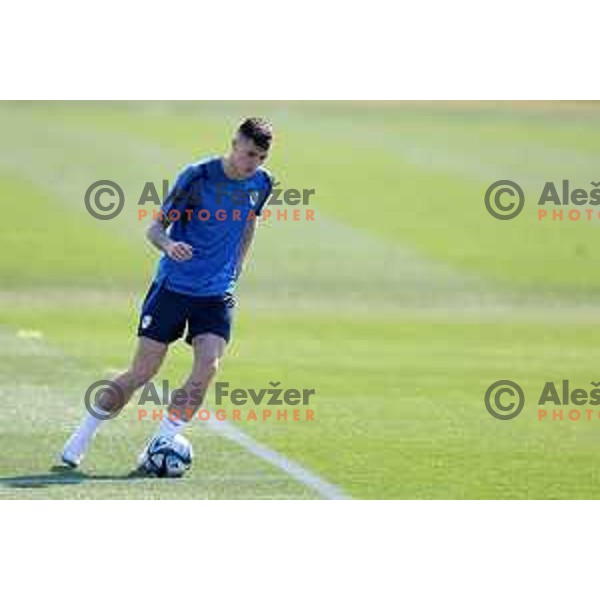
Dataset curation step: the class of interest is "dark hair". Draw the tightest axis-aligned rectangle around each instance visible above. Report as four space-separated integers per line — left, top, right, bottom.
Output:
237 117 273 150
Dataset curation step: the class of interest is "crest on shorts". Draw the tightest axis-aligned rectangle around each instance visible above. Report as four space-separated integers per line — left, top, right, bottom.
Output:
249 189 261 207
141 315 153 329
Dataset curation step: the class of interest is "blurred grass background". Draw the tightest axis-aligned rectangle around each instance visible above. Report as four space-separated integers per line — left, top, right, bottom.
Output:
2 101 600 498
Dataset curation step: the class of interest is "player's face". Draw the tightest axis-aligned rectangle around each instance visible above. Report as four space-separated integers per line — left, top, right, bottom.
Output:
231 136 269 177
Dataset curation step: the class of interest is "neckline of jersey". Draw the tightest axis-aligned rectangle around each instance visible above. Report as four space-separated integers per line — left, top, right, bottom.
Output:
218 156 256 184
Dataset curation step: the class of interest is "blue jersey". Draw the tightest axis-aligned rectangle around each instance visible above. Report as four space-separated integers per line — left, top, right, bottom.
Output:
153 157 273 297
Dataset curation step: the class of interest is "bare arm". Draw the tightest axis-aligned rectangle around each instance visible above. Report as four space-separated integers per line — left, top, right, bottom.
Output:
146 218 193 261
235 217 259 278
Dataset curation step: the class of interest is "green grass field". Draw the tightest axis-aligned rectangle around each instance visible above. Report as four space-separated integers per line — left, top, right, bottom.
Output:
3 101 600 499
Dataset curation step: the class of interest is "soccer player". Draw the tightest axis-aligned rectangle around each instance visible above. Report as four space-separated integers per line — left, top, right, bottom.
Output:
61 117 274 468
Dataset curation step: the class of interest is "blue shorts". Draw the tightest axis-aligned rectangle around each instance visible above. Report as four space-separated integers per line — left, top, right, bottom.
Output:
137 280 236 345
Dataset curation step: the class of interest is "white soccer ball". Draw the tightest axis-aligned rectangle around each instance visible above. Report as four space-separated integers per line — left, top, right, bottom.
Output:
140 434 193 478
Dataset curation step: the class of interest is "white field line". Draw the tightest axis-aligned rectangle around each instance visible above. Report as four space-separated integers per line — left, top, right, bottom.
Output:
205 418 351 500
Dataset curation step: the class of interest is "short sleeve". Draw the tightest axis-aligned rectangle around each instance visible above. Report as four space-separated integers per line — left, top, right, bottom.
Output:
254 172 275 217
162 165 197 216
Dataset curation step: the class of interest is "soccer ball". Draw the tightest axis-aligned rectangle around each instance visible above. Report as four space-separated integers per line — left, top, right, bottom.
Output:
139 434 193 478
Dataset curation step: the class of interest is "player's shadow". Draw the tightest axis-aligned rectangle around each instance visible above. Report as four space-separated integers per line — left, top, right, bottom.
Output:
0 466 148 489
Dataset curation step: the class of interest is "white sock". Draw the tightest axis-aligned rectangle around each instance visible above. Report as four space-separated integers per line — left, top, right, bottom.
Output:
64 405 111 458
157 413 187 439
79 407 110 440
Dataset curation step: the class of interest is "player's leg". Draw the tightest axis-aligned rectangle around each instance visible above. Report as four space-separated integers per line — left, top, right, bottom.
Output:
61 337 168 466
98 336 168 412
145 295 234 445
157 332 227 438
61 281 188 467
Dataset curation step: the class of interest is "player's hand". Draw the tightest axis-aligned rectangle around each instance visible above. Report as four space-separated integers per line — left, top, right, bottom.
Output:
165 241 193 261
